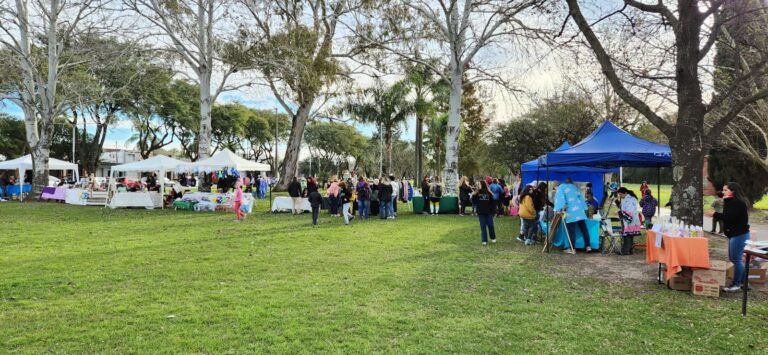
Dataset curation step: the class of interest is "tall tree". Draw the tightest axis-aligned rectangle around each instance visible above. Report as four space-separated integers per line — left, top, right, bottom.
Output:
240 0 368 188
304 121 367 175
241 109 290 168
405 59 442 184
565 0 768 223
343 79 414 175
714 0 768 173
458 79 489 177
125 0 249 160
0 0 112 198
0 113 27 159
357 0 547 194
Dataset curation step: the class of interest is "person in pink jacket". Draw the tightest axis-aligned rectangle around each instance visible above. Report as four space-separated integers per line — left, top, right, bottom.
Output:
326 176 340 216
234 179 244 222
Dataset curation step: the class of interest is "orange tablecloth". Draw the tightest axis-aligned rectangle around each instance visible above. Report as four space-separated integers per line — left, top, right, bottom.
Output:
646 230 710 280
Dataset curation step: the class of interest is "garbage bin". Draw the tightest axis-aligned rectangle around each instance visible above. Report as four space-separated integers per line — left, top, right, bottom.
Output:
412 196 425 214
438 196 458 214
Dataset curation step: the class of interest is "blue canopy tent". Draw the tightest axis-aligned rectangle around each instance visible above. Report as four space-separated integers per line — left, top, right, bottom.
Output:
521 142 618 201
541 121 672 217
541 121 672 168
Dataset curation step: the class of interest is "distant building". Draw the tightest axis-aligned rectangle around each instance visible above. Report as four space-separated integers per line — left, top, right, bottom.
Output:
96 149 142 177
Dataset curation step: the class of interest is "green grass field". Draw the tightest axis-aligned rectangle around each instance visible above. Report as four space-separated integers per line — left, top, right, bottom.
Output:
1 202 767 353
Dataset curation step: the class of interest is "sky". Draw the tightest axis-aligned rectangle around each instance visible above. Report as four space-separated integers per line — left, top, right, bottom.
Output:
0 1 595 157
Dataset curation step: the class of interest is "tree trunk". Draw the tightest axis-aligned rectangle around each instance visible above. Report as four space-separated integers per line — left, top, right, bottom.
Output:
279 99 314 189
198 69 213 160
669 0 706 225
415 114 423 184
443 66 463 195
385 126 393 174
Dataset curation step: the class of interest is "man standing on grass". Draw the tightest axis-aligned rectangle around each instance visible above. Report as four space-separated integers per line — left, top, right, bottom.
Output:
288 177 302 215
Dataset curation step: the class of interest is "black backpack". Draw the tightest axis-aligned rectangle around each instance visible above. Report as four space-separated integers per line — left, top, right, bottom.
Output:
434 185 442 198
358 186 369 200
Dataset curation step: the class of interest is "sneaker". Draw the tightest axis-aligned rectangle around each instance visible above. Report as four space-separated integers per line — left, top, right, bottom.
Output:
723 285 742 293
524 239 533 246
564 248 576 254
491 239 497 244
586 247 593 252
482 242 488 246
517 235 525 243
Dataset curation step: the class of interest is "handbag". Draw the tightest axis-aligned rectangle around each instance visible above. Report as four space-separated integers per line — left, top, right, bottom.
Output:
509 206 519 216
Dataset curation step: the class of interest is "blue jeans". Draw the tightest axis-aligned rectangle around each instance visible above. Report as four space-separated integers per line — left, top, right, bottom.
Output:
566 219 591 249
357 199 369 219
379 200 391 219
729 232 749 287
388 199 395 217
478 214 496 243
522 218 537 242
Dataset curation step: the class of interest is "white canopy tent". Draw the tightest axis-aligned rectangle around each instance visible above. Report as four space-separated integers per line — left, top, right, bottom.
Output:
107 155 186 209
0 155 79 198
176 149 270 173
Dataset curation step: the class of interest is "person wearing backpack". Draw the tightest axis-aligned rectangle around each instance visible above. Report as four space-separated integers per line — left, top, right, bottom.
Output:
338 181 354 225
429 176 443 215
378 176 393 219
356 177 371 220
472 180 497 245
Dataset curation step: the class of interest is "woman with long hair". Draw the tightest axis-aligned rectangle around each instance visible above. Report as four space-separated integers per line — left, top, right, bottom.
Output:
429 176 443 215
518 185 537 245
458 176 472 216
327 176 340 217
471 180 497 245
616 187 641 255
714 182 751 292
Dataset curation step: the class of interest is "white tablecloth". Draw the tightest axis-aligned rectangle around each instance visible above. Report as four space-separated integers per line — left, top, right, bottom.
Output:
65 189 90 205
271 196 311 212
109 192 163 209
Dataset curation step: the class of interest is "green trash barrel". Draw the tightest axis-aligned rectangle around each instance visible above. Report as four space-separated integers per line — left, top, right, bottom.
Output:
413 196 425 214
438 196 458 214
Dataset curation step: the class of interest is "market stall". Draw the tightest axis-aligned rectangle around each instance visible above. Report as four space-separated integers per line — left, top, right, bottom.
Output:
646 230 711 281
0 155 79 200
522 142 618 200
173 192 254 212
107 155 186 209
271 196 311 212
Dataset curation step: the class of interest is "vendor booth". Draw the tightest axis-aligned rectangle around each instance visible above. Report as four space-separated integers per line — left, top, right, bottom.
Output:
540 121 672 254
175 149 269 213
107 155 186 209
522 142 618 200
0 155 79 200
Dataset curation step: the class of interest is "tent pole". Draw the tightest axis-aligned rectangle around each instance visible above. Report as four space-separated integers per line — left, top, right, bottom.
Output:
657 166 661 217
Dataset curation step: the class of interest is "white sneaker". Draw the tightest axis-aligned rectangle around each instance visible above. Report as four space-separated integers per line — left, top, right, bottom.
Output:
564 248 576 254
482 242 488 246
491 239 497 244
723 285 742 293
586 247 593 252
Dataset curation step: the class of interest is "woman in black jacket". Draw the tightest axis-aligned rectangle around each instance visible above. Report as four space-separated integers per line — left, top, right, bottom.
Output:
471 181 497 245
713 182 750 292
458 176 472 216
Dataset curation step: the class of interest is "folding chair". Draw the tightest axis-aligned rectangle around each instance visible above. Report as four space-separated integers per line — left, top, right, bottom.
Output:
601 217 623 254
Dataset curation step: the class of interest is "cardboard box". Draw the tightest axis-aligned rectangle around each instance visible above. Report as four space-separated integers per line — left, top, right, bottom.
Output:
726 263 767 284
667 274 692 291
692 282 720 297
693 269 726 287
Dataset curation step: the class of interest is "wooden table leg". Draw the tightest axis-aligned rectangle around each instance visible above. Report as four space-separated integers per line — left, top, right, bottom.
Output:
742 253 751 316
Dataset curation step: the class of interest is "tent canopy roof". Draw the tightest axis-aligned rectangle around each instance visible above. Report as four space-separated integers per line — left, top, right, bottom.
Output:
111 155 187 173
0 154 78 171
522 142 618 174
542 121 672 168
176 149 270 173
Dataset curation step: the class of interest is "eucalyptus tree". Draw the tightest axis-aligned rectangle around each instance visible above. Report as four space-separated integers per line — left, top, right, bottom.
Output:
350 0 549 194
125 0 251 160
565 0 768 223
343 79 414 175
238 0 371 188
0 0 115 197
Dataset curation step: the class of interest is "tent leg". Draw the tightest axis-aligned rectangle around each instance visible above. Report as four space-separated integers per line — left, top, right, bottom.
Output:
657 167 661 217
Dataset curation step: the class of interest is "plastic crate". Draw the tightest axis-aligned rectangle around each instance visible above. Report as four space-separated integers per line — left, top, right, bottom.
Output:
172 200 198 211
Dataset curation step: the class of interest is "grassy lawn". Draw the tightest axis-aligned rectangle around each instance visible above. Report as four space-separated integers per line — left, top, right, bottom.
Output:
1 202 767 353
